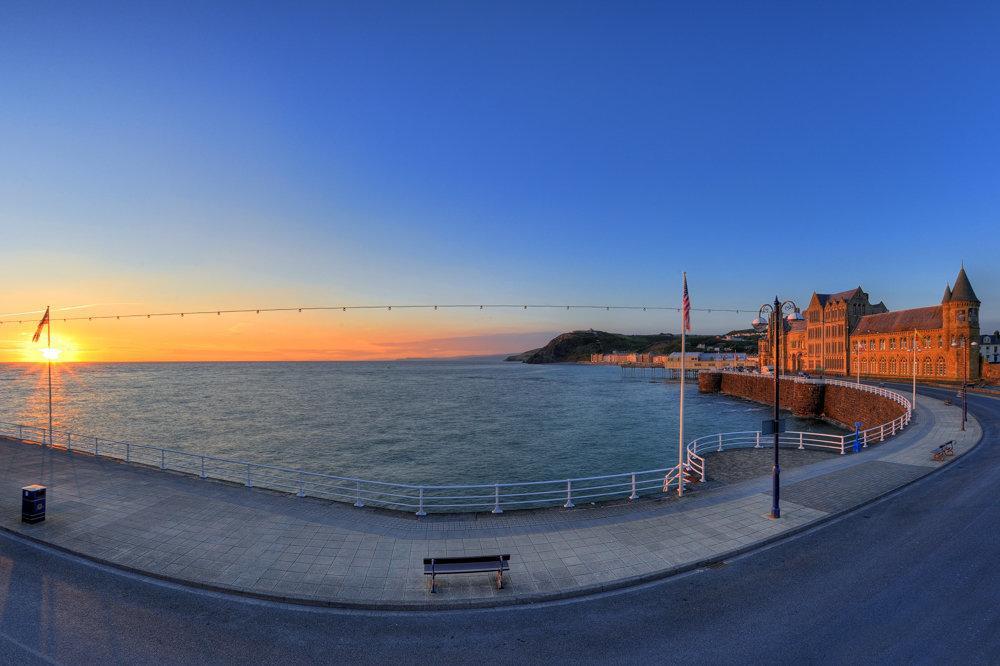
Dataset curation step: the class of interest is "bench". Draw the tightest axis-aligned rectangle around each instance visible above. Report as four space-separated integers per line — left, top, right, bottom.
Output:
423 554 511 593
931 441 955 461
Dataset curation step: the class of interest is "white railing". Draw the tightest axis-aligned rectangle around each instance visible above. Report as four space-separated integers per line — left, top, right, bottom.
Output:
683 374 914 481
0 420 686 514
0 377 912 515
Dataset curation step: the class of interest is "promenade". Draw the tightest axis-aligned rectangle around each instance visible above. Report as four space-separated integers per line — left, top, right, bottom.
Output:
0 394 979 609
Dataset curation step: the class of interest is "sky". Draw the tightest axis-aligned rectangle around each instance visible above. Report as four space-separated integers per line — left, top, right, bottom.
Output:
1 1 998 361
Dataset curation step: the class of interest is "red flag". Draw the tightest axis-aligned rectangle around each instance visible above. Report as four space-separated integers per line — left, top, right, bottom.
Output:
682 274 691 332
31 307 49 343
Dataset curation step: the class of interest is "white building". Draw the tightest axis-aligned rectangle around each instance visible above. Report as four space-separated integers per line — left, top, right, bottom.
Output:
981 330 1000 364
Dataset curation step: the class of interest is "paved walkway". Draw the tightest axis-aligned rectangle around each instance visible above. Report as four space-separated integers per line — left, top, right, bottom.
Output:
0 394 980 609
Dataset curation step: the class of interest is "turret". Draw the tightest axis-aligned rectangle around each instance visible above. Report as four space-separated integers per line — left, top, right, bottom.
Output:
942 284 952 303
943 267 981 380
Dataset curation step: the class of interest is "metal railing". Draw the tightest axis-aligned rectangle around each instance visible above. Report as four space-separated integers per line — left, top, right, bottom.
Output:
682 374 913 481
0 377 912 515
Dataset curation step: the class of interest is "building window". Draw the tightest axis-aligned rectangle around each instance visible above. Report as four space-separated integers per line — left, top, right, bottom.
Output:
862 359 868 373
937 357 946 376
889 339 896 350
923 358 932 375
890 358 897 374
938 336 943 348
879 358 887 374
958 310 966 322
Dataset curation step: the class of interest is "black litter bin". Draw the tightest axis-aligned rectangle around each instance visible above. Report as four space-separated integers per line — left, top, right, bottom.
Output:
22 485 46 524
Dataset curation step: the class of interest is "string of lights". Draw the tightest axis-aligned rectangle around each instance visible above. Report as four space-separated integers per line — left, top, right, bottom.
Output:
0 303 758 326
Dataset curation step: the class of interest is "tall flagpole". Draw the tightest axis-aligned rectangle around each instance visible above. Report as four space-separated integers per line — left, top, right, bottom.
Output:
678 273 686 497
47 304 53 449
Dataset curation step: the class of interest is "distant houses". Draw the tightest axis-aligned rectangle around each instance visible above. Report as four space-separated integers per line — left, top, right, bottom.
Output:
590 351 756 370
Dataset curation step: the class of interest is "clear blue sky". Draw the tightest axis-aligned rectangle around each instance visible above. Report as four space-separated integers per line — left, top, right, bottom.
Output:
2 1 998 354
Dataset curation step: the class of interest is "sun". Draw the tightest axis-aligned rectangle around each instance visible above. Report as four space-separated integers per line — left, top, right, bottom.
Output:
41 347 62 360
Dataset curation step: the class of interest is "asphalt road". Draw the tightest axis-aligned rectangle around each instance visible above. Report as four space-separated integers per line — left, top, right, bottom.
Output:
0 387 996 665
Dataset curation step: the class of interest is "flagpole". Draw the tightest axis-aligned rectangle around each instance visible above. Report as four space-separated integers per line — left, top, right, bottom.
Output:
47 304 53 449
678 273 686 498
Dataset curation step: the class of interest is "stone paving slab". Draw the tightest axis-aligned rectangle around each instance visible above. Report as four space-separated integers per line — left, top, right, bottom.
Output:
0 393 981 609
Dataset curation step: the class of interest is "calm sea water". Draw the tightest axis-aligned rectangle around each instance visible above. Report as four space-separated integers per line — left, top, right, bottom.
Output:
0 359 840 485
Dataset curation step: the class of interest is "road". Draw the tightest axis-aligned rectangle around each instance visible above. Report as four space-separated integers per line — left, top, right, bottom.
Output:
0 387 996 665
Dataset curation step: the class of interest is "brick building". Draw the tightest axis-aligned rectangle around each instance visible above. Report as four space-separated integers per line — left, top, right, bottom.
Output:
759 267 982 382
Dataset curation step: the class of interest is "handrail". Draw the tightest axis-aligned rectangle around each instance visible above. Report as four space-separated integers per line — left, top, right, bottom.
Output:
0 376 913 514
682 373 913 481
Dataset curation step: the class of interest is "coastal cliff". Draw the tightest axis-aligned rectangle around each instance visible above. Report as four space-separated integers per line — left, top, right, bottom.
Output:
507 329 759 364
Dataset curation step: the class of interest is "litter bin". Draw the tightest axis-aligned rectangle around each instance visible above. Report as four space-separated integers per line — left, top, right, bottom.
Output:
22 485 46 524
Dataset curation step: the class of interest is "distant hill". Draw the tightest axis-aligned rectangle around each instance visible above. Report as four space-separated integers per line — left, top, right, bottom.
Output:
506 330 759 364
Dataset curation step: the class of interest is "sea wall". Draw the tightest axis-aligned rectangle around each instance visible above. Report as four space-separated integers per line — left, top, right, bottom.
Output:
699 372 906 430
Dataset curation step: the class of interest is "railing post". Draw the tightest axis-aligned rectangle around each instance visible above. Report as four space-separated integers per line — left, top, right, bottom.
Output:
297 472 305 497
892 421 896 436
564 480 575 508
755 431 761 448
880 424 885 442
629 473 638 500
798 432 804 450
416 487 427 516
246 463 253 487
492 484 503 514
200 456 205 478
67 432 72 452
354 481 364 507
840 436 845 455
717 433 723 452
95 437 99 458
126 442 130 462
17 425 22 440
862 431 868 448
160 449 165 469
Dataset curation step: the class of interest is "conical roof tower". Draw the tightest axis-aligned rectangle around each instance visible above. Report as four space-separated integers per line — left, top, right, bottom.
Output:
942 284 952 303
951 267 979 303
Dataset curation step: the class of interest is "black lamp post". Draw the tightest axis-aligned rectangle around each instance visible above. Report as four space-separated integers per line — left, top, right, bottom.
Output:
754 297 801 519
951 338 979 431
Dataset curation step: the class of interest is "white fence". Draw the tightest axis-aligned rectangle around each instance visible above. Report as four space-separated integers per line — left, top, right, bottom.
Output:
685 375 913 483
0 377 912 515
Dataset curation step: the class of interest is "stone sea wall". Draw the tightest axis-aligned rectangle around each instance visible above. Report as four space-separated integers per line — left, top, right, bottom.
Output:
699 372 906 430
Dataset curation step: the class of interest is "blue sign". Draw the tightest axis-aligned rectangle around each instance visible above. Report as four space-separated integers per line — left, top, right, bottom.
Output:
852 421 863 453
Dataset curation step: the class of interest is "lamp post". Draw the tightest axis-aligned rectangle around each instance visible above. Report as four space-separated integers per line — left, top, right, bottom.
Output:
950 338 978 431
911 330 923 409
753 297 800 520
855 340 862 385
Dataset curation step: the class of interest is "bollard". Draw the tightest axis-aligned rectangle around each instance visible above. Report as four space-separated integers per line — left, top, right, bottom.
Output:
564 480 574 508
492 484 503 514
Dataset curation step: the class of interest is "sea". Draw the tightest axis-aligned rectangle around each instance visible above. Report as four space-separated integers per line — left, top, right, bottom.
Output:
0 359 841 485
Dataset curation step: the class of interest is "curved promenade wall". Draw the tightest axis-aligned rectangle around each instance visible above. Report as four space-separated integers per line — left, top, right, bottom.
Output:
698 372 906 430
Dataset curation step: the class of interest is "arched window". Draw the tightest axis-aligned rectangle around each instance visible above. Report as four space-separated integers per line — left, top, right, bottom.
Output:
936 357 946 376
900 358 909 375
922 357 932 375
879 357 887 374
938 336 944 348
862 359 869 373
958 310 966 322
890 358 897 374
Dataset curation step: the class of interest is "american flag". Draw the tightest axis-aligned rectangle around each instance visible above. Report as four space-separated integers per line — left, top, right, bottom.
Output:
31 307 49 343
682 273 691 332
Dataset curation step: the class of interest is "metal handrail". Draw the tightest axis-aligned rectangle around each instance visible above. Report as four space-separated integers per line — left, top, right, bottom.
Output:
0 377 913 514
683 373 913 481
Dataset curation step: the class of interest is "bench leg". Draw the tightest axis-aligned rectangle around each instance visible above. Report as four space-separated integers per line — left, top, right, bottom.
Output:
429 575 436 593
496 570 503 590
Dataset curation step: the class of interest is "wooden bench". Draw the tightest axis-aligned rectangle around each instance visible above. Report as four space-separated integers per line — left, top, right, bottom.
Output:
423 554 511 593
931 441 955 461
